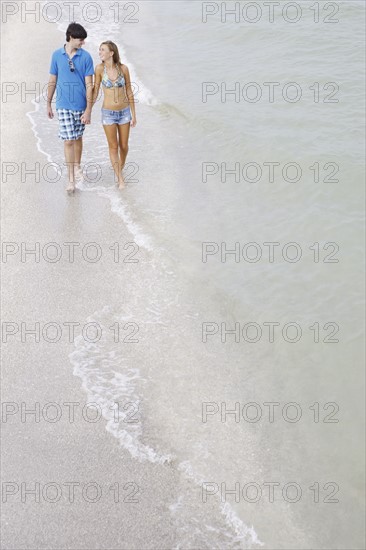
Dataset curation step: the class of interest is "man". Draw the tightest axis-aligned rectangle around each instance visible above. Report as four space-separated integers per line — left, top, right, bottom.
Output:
47 22 94 193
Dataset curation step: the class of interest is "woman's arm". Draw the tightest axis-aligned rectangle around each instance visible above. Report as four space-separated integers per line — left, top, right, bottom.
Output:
82 66 102 124
91 65 103 109
81 74 94 124
123 65 136 125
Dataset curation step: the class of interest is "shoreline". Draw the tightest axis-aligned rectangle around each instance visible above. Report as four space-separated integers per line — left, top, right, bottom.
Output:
0 14 184 550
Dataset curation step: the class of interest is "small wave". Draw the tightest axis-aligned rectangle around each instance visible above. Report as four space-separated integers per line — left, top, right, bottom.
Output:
69 305 174 464
76 181 156 252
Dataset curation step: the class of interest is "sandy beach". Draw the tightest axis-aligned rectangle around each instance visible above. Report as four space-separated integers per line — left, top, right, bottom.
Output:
1 2 365 549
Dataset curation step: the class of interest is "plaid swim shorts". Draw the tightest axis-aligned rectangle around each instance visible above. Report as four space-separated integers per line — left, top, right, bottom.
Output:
56 109 85 141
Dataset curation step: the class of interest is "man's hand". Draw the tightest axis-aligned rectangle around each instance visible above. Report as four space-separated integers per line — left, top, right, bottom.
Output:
81 110 91 124
47 75 57 118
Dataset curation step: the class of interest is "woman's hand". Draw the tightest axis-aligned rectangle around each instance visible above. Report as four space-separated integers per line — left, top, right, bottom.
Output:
130 115 137 128
81 109 91 125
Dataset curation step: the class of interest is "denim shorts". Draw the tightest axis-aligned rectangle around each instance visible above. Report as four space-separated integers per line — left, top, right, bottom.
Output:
101 106 132 125
57 109 85 141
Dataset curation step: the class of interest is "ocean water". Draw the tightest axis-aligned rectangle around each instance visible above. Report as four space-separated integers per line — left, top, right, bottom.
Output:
29 1 365 548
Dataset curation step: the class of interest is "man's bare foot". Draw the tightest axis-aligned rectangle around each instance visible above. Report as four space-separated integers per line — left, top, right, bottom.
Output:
75 167 84 183
66 182 76 194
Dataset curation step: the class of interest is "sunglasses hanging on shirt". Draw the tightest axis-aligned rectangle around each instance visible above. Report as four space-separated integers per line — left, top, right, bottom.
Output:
64 45 75 72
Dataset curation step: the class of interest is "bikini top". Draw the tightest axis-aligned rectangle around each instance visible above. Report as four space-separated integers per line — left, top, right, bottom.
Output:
101 63 125 88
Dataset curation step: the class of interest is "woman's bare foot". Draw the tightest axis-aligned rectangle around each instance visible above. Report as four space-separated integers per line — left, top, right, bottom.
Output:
66 182 76 194
118 174 125 190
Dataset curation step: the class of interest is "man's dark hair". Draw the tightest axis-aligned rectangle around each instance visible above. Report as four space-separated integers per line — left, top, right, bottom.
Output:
66 22 87 42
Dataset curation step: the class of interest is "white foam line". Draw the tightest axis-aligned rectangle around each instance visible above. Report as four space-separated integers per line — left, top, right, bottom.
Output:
69 306 174 465
177 460 264 549
75 182 155 252
26 96 54 163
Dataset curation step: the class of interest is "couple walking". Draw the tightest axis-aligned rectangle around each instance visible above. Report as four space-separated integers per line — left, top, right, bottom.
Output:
47 22 136 193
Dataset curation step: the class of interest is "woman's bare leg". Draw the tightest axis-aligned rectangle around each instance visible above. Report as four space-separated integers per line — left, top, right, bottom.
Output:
103 124 124 187
117 122 130 172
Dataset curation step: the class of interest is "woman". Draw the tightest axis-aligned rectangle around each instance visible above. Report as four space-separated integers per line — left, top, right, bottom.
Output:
92 41 136 189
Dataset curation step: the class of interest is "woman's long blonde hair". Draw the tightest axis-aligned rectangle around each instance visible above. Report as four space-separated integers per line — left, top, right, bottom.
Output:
100 41 123 68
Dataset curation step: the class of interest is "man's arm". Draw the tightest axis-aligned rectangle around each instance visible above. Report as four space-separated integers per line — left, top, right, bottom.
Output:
47 74 57 119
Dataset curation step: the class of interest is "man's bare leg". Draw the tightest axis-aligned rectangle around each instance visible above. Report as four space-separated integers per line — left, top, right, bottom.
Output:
74 138 83 181
64 140 76 192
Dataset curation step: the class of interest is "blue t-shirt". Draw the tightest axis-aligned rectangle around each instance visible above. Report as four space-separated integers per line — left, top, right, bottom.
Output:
49 46 94 111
